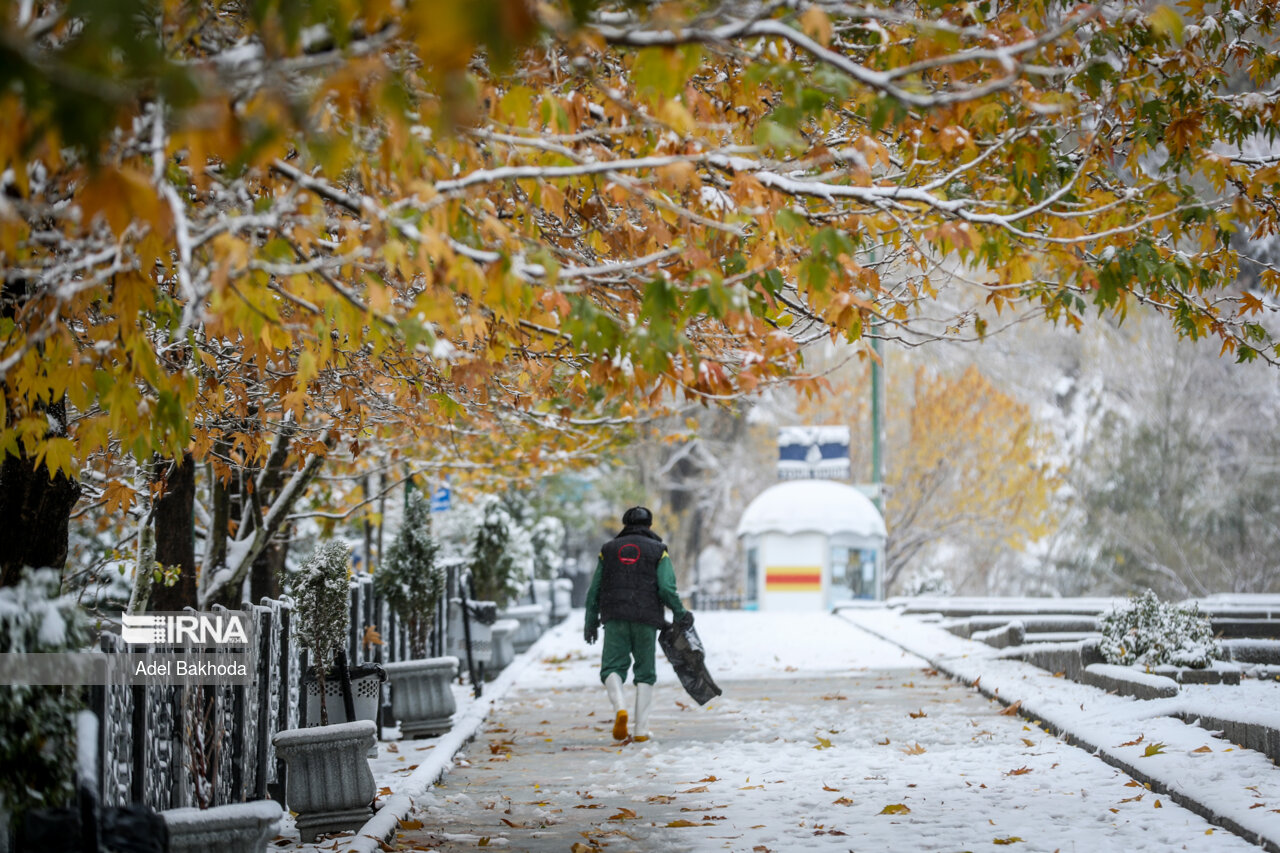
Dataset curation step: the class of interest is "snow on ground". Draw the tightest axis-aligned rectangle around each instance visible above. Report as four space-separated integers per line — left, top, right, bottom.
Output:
392 611 1264 853
529 609 926 691
842 606 1280 849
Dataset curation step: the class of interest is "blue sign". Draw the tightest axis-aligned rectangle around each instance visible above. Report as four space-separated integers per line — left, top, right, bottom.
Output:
429 484 451 512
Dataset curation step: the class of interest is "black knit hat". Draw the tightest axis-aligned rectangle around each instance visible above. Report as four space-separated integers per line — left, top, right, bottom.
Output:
622 506 653 527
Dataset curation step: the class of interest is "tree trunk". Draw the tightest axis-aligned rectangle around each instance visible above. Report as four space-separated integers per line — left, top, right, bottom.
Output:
151 453 197 611
249 531 288 603
0 396 81 585
128 457 157 614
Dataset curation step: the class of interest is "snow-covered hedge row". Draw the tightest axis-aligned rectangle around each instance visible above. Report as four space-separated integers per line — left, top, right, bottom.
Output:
1099 589 1219 669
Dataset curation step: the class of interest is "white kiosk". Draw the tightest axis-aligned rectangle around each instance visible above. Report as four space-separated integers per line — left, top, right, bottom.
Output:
735 427 887 610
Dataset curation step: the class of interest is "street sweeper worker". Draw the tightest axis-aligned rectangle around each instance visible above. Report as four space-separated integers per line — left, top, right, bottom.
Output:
584 506 691 742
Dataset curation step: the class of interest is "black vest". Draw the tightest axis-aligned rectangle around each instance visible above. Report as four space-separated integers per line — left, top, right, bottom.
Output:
598 529 667 627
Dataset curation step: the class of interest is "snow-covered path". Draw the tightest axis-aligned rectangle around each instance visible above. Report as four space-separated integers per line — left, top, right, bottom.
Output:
391 612 1260 852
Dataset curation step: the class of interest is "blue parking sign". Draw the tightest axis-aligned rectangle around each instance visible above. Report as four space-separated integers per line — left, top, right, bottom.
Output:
429 484 451 512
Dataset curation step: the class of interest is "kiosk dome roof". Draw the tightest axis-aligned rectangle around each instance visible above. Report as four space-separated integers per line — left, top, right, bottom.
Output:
736 480 886 539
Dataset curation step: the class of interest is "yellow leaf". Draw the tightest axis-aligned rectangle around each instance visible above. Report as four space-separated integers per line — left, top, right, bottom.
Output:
833 797 854 806
900 742 926 755
397 818 423 830
608 808 637 821
665 819 712 827
1192 745 1213 753
1147 5 1185 41
1143 743 1166 757
993 838 1024 845
1154 799 1163 808
799 7 833 46
879 804 911 815
814 736 833 750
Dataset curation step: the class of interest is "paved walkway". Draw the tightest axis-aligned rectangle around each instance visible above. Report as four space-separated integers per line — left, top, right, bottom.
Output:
388 613 1256 853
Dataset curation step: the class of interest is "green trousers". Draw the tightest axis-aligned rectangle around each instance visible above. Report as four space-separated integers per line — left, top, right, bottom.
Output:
600 620 658 685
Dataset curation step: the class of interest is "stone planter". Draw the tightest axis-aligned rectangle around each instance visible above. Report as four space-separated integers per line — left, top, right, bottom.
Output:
447 600 494 666
164 801 282 853
500 604 546 653
272 721 376 843
489 619 519 671
553 578 573 624
384 657 458 738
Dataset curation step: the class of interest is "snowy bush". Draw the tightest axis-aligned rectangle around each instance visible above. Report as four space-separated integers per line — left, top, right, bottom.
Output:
1099 589 1220 669
0 569 90 821
374 490 444 659
903 567 954 597
293 540 351 724
468 496 525 606
531 516 566 581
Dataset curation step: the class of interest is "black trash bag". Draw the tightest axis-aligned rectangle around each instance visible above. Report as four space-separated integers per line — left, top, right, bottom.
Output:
15 806 81 852
659 619 722 705
467 600 498 626
100 804 168 853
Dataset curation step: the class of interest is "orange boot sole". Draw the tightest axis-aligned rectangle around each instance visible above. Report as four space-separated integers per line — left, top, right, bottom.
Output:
612 710 629 741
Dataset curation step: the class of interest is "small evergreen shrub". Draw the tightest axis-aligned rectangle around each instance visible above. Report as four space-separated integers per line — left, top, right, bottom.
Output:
0 569 89 822
375 490 445 659
469 497 521 606
1099 589 1219 669
294 539 351 724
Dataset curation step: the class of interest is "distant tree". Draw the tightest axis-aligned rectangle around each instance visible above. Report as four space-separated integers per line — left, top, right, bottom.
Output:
885 365 1061 593
375 490 444 659
468 497 522 607
1056 323 1280 596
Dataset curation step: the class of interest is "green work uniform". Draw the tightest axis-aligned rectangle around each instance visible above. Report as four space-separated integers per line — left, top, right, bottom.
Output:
585 551 687 685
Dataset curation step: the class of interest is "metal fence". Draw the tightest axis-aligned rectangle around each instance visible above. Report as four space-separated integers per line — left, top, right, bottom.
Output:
88 561 504 813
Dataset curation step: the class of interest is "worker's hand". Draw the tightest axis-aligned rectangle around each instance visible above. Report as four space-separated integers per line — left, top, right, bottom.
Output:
584 623 599 645
677 611 694 630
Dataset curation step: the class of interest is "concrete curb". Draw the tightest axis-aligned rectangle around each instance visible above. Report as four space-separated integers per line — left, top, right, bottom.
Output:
343 620 568 853
839 607 1280 853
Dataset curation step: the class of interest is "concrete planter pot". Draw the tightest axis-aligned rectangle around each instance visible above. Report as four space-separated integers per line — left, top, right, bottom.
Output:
489 619 520 671
384 657 458 738
500 604 545 653
272 721 376 843
447 601 494 666
164 801 282 853
553 578 573 624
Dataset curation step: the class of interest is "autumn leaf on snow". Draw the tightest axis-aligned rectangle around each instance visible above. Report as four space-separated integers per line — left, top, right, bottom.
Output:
1006 767 1032 776
397 818 424 830
997 701 1022 716
1118 734 1145 748
666 819 714 827
833 797 855 806
822 783 839 792
608 808 638 821
814 736 833 750
879 803 911 815
909 709 927 719
1143 742 1167 757
993 837 1024 845
900 742 926 755
571 844 602 853
680 786 709 794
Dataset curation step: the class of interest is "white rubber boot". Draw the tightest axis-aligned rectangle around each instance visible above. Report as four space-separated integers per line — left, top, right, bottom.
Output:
605 673 628 740
633 683 654 742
